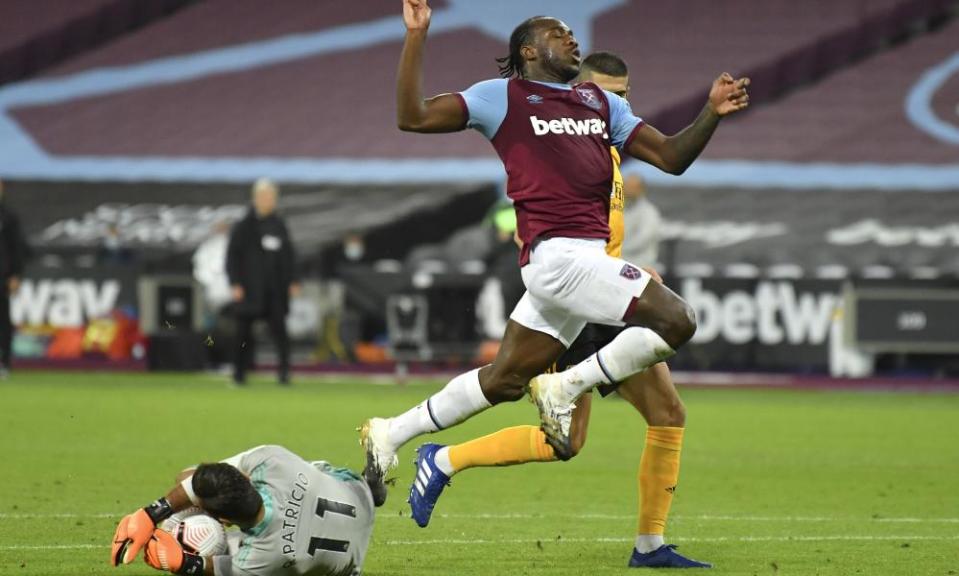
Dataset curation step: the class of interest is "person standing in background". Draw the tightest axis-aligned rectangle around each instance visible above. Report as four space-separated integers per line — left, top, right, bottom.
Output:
0 179 28 378
477 202 524 339
620 174 663 268
193 220 234 314
226 179 300 386
96 223 134 265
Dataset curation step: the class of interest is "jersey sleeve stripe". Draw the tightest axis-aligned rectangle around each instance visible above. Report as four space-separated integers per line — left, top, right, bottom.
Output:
624 121 646 151
453 92 470 131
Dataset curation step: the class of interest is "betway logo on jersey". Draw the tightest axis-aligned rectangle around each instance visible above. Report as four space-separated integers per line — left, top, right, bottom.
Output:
530 116 608 139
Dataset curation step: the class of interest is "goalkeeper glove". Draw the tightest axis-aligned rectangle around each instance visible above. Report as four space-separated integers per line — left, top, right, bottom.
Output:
110 497 174 566
145 529 205 575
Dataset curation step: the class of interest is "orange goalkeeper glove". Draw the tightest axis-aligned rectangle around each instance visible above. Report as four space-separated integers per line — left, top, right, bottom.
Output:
144 529 205 575
111 498 174 566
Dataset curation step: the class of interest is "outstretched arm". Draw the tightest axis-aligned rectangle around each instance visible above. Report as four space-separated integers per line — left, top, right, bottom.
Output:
396 0 467 132
626 73 750 175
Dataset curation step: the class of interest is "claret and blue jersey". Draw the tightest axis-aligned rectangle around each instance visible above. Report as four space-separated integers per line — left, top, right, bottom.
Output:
455 78 645 265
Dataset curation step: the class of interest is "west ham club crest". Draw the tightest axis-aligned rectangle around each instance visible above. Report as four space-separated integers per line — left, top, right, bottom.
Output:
575 86 602 110
620 263 642 280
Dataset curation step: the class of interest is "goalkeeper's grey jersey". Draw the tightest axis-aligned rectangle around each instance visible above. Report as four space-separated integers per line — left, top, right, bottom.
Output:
212 445 375 576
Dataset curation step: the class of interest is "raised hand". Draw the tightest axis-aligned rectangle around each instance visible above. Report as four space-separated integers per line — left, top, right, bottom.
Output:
708 73 750 116
403 0 431 31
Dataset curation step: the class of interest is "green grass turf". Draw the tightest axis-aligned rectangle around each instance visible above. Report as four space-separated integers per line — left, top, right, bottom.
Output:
1 371 958 575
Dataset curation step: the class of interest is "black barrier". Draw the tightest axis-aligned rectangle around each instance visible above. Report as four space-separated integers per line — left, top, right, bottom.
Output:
343 269 845 371
667 277 842 371
850 288 959 353
339 265 483 358
14 255 959 372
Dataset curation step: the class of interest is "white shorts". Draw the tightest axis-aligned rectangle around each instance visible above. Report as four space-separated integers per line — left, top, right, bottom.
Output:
509 237 653 347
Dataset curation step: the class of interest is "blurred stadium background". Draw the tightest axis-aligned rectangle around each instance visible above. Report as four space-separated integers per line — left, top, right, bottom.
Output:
2 1 959 575
1 0 958 382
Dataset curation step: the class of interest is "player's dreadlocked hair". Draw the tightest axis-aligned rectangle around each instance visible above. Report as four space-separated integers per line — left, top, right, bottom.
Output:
581 51 629 77
496 16 548 78
193 463 262 524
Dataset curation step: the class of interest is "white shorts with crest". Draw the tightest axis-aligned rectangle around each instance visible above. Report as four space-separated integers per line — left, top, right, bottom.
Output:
509 237 653 347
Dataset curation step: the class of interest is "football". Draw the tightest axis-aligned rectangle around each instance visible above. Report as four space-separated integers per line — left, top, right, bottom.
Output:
159 507 228 557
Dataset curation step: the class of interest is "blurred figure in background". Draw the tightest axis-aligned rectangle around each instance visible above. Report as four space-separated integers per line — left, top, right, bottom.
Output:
341 232 367 264
620 174 662 267
489 203 524 312
193 219 236 372
227 179 300 386
0 179 28 378
477 202 523 339
193 219 234 314
96 223 135 265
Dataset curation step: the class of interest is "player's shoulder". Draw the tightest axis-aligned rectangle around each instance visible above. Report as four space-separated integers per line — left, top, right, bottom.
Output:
241 444 300 464
473 77 508 88
464 78 509 93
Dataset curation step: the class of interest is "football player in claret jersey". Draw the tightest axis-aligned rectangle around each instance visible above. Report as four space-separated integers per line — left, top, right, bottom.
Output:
362 0 749 536
408 51 710 569
110 445 386 576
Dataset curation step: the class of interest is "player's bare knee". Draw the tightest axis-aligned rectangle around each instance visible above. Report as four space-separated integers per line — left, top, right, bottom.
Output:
484 371 528 403
567 434 586 459
664 301 696 349
501 374 528 402
645 397 686 427
664 398 687 427
479 364 526 403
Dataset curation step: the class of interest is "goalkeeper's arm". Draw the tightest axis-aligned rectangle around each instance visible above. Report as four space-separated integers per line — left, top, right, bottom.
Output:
133 473 224 576
110 480 195 566
116 448 267 573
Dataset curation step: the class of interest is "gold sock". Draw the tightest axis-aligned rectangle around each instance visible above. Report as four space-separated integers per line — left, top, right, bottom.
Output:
448 425 556 472
638 426 684 535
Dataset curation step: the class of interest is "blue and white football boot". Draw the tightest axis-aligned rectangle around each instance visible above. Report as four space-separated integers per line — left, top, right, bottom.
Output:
408 443 451 528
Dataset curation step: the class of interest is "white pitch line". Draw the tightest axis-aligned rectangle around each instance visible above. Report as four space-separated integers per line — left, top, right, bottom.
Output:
0 513 118 519
381 535 959 546
874 517 959 524
389 513 959 524
1 544 105 551
5 534 958 552
4 512 959 524
680 514 959 524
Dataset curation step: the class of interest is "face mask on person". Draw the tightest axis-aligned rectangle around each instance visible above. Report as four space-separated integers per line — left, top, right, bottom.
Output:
344 239 365 261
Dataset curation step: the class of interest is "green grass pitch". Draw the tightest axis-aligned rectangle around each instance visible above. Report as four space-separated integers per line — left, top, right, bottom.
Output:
1 372 957 575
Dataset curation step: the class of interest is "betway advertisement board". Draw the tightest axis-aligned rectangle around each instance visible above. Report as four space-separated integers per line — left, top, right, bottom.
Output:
12 264 137 328
670 277 841 371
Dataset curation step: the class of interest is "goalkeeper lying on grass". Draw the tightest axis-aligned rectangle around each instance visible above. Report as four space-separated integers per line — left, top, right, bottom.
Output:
110 445 386 576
